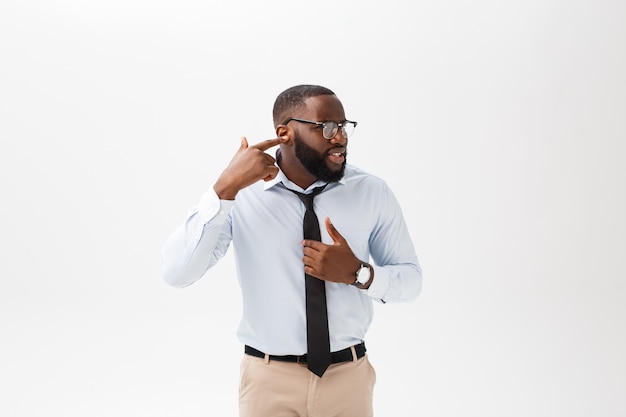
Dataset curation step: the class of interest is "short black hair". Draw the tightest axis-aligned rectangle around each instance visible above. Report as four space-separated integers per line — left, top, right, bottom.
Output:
272 84 335 127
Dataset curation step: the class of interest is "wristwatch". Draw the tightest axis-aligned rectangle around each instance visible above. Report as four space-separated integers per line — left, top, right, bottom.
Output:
352 262 372 288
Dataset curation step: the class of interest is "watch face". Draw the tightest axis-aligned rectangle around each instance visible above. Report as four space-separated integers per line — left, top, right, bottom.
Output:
357 265 370 284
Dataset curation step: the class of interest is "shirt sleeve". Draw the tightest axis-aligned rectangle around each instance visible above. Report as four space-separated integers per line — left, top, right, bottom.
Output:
160 189 235 288
365 184 423 303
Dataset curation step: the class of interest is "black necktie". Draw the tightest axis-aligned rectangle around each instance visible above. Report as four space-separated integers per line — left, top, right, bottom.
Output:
288 185 331 377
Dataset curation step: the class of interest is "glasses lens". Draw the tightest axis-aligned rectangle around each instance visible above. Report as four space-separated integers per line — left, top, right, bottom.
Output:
323 122 339 139
342 122 355 138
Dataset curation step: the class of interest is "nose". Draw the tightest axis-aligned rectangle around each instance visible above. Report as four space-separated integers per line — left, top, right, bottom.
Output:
329 128 347 146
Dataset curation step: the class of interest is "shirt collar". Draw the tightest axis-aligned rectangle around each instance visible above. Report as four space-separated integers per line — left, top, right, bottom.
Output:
264 167 346 193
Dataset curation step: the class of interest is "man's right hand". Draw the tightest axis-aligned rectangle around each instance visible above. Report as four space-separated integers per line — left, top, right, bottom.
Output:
213 136 286 200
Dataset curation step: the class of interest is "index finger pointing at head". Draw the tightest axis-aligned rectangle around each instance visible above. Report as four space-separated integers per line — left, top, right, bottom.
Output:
250 137 286 152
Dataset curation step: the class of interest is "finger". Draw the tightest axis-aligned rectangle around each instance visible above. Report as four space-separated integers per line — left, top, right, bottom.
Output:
261 154 278 181
263 153 277 165
262 165 279 181
302 253 320 270
302 240 323 252
302 253 314 265
250 137 287 152
238 136 249 151
325 217 346 244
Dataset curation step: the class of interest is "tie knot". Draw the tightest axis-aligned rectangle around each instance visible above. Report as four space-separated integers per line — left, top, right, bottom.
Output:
288 185 327 210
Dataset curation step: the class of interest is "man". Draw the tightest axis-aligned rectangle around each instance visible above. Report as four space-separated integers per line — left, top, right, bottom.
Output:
161 84 422 416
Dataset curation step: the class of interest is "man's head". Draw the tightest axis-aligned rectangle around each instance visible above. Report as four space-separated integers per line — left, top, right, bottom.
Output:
273 85 355 187
272 85 336 128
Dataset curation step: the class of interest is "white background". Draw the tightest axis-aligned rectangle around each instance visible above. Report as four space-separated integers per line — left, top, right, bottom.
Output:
1 0 625 416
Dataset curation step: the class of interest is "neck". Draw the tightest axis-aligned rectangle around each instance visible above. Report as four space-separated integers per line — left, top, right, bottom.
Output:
277 157 317 190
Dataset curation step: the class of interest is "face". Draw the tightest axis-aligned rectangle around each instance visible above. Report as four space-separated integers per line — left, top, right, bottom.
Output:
294 130 347 183
292 95 349 183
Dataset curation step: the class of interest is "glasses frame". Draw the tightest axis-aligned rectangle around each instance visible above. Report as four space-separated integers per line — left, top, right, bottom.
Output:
283 117 358 140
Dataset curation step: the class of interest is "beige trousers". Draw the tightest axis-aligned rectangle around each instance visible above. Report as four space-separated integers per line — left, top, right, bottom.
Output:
239 349 376 417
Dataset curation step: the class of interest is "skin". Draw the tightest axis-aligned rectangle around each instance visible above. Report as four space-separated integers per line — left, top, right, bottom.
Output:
213 94 373 289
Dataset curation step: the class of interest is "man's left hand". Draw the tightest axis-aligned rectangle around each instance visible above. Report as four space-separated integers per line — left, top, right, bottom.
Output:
302 217 361 285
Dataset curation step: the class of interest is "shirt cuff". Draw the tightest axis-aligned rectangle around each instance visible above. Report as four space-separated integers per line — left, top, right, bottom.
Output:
366 265 389 302
197 189 235 224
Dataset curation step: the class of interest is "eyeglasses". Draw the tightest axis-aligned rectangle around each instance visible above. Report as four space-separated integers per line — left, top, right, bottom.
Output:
283 117 358 140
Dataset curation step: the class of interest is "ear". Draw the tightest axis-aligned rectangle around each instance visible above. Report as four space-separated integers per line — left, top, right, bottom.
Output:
276 125 295 145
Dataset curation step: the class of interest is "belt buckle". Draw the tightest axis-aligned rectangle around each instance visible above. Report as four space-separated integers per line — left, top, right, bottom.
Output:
296 355 307 366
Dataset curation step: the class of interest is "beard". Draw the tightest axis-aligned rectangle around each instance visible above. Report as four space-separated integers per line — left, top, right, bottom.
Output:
294 135 347 183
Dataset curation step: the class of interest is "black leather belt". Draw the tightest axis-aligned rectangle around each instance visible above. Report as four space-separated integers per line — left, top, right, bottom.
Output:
245 342 366 364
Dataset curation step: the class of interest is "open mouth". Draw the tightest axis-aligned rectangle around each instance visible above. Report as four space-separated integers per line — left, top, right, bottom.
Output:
327 148 346 165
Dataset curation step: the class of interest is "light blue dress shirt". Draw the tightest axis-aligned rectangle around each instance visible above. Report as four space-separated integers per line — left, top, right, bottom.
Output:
161 164 422 355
